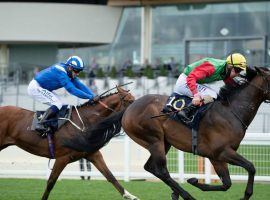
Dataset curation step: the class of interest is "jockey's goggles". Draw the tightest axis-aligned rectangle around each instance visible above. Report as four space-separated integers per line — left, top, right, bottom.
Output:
233 67 243 73
72 68 82 73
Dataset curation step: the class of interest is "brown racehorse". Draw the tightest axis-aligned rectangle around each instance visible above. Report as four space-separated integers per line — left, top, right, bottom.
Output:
0 86 139 200
118 67 269 200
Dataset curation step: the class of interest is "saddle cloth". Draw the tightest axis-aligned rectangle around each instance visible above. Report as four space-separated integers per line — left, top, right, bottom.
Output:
31 105 72 135
168 95 209 129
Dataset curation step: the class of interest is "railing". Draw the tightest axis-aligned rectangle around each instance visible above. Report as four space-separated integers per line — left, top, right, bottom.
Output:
0 133 269 183
0 68 269 182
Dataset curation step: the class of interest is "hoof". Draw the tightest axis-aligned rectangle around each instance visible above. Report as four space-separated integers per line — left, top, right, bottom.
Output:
187 178 198 185
123 190 139 200
171 192 179 200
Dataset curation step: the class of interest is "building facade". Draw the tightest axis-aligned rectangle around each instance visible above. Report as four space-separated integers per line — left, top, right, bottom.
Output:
81 1 270 70
0 1 269 82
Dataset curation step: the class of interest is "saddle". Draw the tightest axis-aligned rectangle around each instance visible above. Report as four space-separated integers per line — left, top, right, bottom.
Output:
163 94 212 155
31 105 72 137
165 95 209 129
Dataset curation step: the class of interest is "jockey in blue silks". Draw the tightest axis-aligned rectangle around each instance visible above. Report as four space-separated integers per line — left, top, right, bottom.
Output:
28 56 96 129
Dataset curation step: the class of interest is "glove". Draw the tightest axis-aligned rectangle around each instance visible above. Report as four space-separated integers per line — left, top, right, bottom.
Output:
192 93 203 106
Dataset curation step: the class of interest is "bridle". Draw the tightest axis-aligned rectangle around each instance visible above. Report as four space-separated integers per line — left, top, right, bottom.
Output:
97 89 133 112
249 73 270 103
227 71 270 130
96 82 134 112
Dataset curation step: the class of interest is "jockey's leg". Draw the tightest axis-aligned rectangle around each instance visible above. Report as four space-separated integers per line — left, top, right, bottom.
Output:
177 103 198 120
176 95 215 120
175 82 217 120
39 105 59 124
28 79 62 126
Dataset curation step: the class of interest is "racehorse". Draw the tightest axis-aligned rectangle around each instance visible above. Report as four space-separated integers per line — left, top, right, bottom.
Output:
118 67 268 200
0 86 138 200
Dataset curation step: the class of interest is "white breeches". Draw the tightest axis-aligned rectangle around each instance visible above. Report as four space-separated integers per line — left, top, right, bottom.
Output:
173 73 218 99
27 79 64 109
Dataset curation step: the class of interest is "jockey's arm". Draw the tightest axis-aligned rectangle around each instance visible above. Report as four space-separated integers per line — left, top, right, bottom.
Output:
186 62 215 96
64 81 95 99
72 77 96 97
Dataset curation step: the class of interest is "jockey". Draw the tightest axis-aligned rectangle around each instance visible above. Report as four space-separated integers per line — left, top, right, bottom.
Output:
164 53 247 120
28 56 97 131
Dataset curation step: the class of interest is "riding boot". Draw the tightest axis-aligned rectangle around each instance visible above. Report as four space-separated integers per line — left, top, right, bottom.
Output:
39 107 57 124
177 104 198 121
38 105 59 132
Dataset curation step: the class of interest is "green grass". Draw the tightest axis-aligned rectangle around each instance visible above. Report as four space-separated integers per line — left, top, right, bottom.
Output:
0 178 269 200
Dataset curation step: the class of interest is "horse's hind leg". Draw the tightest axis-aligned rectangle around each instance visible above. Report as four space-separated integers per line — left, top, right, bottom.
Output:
187 159 232 191
41 156 70 200
144 142 195 200
87 151 139 200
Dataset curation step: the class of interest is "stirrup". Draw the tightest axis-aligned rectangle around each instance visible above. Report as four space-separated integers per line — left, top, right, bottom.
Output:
177 110 194 122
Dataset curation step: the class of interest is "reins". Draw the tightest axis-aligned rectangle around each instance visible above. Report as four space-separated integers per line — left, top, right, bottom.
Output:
59 105 85 131
97 82 133 112
62 85 133 131
98 100 117 113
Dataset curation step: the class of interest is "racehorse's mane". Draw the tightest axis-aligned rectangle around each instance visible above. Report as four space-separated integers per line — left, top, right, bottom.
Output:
63 106 125 153
219 82 249 100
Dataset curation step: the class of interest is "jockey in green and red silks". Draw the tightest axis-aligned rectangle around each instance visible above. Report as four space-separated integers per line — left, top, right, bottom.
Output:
163 53 247 120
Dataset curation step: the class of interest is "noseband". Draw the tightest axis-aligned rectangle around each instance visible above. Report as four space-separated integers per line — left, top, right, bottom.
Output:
118 90 133 107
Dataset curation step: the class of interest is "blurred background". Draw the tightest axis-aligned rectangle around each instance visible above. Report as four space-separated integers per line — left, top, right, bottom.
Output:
0 0 269 188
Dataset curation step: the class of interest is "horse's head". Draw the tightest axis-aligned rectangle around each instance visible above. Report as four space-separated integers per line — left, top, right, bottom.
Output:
91 85 134 114
116 85 135 108
254 67 270 102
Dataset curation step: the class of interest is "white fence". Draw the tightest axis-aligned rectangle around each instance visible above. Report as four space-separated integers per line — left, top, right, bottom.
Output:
0 77 269 182
0 133 269 183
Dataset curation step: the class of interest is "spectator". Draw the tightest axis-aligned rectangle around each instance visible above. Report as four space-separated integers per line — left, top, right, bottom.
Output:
79 158 91 180
90 80 98 94
88 68 96 86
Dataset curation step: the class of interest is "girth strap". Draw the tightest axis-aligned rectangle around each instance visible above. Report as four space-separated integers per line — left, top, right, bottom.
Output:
192 128 198 155
47 132 55 159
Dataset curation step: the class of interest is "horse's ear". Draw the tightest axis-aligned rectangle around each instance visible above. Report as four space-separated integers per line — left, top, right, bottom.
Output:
116 85 121 92
255 66 263 75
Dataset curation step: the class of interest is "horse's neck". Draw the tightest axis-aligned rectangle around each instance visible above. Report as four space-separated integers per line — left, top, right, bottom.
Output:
77 95 121 120
229 80 264 127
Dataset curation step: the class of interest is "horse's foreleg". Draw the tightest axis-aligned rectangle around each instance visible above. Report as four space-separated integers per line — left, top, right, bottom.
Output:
144 142 195 200
221 148 255 200
87 151 139 200
41 156 70 200
187 159 232 191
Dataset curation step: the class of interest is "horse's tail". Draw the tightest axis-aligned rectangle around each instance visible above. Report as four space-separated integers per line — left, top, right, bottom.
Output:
63 110 125 152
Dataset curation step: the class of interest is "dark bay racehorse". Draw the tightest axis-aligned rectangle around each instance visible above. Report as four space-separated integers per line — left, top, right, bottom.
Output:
0 86 139 200
118 67 269 200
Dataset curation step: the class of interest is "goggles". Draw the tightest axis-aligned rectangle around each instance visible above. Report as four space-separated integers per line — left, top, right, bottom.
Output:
233 67 243 73
72 68 82 73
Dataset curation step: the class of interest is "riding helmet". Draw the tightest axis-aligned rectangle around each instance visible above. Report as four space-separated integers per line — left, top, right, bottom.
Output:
65 56 85 72
226 53 247 70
